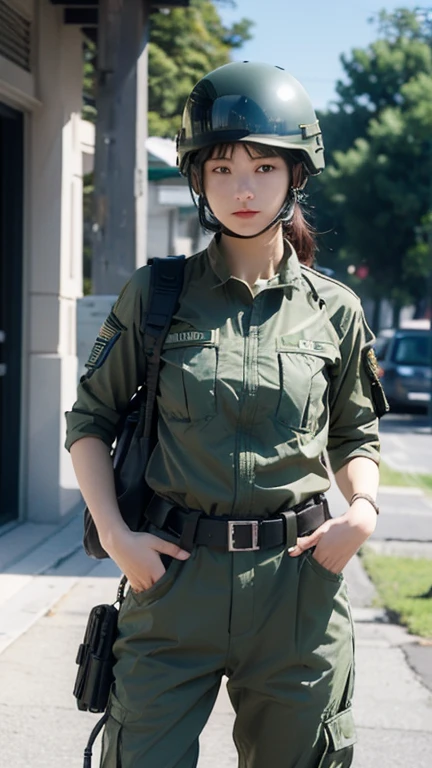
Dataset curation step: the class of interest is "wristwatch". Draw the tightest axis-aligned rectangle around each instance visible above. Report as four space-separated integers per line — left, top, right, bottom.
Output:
349 493 380 515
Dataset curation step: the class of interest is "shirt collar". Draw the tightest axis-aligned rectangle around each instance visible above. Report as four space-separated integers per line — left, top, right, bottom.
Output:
206 235 303 291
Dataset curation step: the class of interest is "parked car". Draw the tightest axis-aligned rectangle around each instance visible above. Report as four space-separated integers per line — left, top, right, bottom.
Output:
374 321 431 412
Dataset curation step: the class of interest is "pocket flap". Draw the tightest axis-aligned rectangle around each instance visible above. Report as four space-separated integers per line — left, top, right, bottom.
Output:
276 337 337 360
325 708 357 751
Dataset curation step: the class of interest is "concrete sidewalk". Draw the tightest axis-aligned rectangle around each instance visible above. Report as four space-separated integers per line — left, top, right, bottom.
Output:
0 490 431 767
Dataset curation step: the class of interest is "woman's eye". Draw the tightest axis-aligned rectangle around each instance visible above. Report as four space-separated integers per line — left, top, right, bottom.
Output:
257 164 274 173
213 166 230 174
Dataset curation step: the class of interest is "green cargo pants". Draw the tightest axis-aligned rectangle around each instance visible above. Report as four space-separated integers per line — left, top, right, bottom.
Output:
100 536 356 768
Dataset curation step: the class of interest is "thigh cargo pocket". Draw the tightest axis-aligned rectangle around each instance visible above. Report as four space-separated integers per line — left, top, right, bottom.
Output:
318 708 356 768
100 708 124 768
100 691 141 768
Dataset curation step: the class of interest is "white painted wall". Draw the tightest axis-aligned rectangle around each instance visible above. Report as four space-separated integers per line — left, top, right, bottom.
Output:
147 182 175 258
23 0 83 522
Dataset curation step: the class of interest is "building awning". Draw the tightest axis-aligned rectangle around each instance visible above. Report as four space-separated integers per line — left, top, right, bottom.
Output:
148 167 181 181
50 0 190 40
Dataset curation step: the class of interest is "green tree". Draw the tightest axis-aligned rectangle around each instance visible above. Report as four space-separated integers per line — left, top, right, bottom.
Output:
83 172 94 295
310 9 432 323
148 0 253 137
82 40 97 124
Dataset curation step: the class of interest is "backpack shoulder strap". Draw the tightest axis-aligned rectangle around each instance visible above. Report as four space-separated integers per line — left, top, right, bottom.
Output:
142 256 185 438
144 256 185 346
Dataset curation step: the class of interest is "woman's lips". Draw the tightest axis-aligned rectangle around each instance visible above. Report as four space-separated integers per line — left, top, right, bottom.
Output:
232 211 260 218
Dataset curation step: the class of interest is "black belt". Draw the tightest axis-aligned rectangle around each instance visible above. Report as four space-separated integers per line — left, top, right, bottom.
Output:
144 495 330 553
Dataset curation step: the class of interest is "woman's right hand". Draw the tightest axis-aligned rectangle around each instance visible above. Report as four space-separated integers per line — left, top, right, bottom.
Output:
102 528 191 593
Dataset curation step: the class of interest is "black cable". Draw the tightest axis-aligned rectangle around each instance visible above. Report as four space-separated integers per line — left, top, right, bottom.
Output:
83 711 109 768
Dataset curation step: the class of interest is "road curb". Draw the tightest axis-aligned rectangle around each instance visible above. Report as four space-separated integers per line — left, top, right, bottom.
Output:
378 485 424 496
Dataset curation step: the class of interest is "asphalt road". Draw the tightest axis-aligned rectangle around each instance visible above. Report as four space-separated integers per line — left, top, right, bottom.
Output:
374 490 432 542
379 412 432 475
327 410 432 543
374 412 432 541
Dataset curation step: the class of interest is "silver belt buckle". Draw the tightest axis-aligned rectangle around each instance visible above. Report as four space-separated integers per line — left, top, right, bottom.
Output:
228 520 259 552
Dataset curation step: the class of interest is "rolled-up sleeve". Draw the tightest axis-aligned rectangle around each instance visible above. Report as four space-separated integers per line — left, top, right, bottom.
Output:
65 267 150 451
327 302 384 473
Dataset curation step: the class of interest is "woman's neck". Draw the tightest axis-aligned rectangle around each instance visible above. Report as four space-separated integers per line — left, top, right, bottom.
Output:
219 226 286 287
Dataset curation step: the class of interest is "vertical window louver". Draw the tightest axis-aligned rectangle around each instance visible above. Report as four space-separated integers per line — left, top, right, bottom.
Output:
0 1 31 72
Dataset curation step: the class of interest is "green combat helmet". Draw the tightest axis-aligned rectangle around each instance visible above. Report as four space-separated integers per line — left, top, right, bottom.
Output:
177 61 324 179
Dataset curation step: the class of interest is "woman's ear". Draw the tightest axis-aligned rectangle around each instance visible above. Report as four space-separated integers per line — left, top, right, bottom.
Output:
290 162 308 191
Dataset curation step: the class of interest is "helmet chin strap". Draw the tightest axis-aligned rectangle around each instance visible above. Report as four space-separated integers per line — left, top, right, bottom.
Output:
198 189 298 240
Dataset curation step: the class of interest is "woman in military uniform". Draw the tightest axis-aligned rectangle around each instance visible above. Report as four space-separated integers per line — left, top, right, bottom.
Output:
66 62 387 768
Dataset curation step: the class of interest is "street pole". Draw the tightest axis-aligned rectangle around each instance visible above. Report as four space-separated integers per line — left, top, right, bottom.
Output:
92 0 149 295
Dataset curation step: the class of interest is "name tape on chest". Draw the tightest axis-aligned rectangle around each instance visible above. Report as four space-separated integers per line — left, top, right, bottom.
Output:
165 330 215 346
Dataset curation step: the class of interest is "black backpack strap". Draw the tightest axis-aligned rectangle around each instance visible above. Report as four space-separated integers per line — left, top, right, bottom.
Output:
142 256 185 439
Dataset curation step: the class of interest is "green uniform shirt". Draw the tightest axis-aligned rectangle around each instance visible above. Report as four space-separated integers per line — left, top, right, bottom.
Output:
65 238 382 517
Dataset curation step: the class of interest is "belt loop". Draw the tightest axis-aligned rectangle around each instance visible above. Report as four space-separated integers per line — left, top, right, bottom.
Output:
281 510 298 551
178 509 202 553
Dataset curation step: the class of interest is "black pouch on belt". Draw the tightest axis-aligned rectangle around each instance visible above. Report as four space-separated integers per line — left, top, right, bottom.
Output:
73 576 127 714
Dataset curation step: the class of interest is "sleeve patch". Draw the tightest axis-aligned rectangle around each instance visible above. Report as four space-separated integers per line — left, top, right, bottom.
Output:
85 311 126 372
363 348 389 418
98 310 126 340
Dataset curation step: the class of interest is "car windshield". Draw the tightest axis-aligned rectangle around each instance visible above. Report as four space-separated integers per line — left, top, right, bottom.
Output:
392 335 430 367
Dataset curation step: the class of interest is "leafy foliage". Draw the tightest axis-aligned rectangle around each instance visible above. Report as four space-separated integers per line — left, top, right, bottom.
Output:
82 40 97 124
311 9 432 316
83 172 94 295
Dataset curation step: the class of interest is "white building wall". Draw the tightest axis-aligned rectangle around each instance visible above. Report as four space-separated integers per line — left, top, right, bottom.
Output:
24 1 83 522
147 183 173 259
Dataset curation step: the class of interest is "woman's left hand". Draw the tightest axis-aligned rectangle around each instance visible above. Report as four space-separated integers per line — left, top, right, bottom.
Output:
288 498 378 574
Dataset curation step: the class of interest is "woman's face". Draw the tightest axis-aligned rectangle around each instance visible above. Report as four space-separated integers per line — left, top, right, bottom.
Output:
202 143 290 235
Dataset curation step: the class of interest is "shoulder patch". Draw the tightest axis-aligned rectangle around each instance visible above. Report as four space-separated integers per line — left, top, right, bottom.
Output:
363 348 389 418
365 348 379 378
85 311 126 373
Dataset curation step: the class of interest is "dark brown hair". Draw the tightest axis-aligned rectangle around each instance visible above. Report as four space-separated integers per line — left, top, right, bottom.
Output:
285 160 317 267
189 142 317 267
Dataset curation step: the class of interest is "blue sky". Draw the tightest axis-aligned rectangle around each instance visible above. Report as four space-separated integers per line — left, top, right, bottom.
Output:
218 1 421 111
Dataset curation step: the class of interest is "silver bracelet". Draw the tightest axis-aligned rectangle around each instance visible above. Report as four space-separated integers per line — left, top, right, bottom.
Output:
349 493 380 515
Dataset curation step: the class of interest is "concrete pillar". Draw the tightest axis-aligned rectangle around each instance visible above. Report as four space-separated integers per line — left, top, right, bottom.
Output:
26 1 83 522
92 0 149 294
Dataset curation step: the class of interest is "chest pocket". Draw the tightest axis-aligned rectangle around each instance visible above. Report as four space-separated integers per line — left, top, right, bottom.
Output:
275 338 339 433
159 330 219 423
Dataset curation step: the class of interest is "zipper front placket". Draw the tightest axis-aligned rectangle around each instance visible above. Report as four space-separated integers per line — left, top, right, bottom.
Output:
233 295 263 516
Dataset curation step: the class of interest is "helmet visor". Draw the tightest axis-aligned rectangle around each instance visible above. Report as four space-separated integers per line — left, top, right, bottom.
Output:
184 92 302 150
